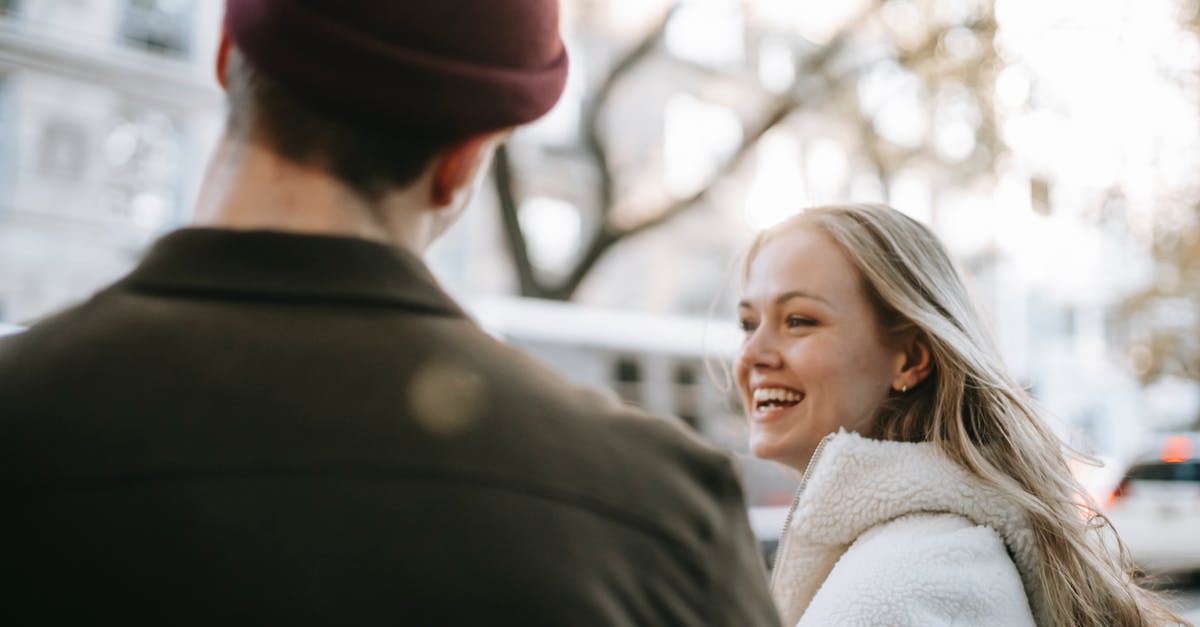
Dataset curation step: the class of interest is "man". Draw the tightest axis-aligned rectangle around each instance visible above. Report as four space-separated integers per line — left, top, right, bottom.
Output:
0 2 779 625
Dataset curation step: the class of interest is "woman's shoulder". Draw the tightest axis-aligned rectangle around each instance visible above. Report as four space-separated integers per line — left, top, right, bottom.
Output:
799 513 1037 627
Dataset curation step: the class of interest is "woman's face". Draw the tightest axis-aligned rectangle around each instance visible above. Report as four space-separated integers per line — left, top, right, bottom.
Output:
736 224 904 471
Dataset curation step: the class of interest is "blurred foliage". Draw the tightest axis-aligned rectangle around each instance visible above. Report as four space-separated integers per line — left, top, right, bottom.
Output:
494 0 1001 300
1116 1 1200 400
1119 208 1200 386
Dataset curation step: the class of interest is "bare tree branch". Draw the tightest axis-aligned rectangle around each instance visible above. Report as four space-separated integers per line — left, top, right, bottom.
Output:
549 228 619 301
838 15 998 198
492 144 543 296
582 4 680 213
492 5 680 299
617 19 866 240
494 0 999 302
621 98 801 240
549 14 868 299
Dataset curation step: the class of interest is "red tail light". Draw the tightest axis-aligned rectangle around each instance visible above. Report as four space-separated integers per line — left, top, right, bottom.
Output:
1161 436 1193 463
1106 478 1133 511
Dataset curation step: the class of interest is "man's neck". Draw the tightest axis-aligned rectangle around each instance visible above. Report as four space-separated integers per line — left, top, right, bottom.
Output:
191 139 433 253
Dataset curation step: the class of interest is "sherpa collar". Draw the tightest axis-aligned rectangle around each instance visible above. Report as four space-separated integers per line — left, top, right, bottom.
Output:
771 430 1047 625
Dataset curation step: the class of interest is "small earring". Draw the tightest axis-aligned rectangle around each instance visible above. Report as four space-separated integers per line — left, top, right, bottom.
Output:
900 384 908 393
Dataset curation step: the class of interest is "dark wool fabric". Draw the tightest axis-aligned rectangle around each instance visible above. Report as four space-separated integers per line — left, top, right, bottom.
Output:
0 229 781 626
224 0 570 137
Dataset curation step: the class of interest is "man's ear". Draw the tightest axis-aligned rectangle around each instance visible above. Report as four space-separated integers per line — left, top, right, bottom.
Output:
431 132 504 208
893 331 934 392
215 26 233 89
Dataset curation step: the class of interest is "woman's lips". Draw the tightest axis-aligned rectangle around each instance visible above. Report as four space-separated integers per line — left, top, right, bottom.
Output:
751 403 799 423
750 386 804 422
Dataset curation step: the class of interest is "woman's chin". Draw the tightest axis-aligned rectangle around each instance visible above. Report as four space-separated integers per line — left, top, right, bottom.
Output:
749 435 786 462
750 433 813 471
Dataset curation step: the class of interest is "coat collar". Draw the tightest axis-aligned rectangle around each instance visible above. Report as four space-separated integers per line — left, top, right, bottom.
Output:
772 431 1048 625
113 228 465 317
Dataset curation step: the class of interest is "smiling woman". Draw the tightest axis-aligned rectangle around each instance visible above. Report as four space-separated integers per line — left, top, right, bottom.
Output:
737 223 929 471
737 204 1184 627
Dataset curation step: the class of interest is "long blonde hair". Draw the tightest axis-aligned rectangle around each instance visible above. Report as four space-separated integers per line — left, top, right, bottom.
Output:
746 204 1183 627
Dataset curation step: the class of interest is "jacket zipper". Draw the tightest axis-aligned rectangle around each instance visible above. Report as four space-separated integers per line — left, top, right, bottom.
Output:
769 433 835 593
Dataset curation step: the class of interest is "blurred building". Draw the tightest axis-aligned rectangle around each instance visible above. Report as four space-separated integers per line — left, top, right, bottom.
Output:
0 0 222 322
2 0 1198 466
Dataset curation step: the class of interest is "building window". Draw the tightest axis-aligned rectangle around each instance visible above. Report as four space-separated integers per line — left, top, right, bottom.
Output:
673 362 700 430
119 0 194 59
103 107 183 229
37 118 89 182
613 356 643 406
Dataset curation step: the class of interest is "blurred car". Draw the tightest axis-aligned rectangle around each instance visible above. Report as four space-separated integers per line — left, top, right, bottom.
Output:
1105 432 1200 575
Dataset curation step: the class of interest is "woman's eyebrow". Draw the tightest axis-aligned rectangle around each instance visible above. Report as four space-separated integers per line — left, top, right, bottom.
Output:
738 290 835 311
776 290 833 307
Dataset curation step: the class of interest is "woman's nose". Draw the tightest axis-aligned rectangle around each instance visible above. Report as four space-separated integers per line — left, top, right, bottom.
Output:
738 327 782 370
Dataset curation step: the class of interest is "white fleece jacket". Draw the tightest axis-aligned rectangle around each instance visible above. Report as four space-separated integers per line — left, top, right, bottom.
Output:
770 431 1044 626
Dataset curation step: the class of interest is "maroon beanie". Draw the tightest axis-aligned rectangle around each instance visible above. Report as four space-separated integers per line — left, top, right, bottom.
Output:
224 0 569 137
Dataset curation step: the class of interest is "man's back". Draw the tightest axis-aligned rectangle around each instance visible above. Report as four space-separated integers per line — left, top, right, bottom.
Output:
0 229 777 625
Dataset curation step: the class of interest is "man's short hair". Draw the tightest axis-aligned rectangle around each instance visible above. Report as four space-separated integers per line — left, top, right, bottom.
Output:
223 49 454 203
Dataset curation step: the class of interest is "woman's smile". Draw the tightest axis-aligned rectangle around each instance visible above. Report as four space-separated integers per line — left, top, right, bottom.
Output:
748 385 804 422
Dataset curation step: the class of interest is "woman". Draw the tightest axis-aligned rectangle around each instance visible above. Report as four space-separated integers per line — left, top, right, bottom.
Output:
736 204 1183 626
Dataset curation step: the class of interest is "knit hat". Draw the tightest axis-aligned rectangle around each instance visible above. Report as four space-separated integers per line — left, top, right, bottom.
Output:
224 0 569 137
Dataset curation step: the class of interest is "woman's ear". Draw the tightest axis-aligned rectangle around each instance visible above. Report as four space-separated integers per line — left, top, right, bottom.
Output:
893 331 934 392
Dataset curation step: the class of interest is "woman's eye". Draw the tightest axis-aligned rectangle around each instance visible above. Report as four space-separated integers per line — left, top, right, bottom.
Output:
739 319 758 333
786 316 816 328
